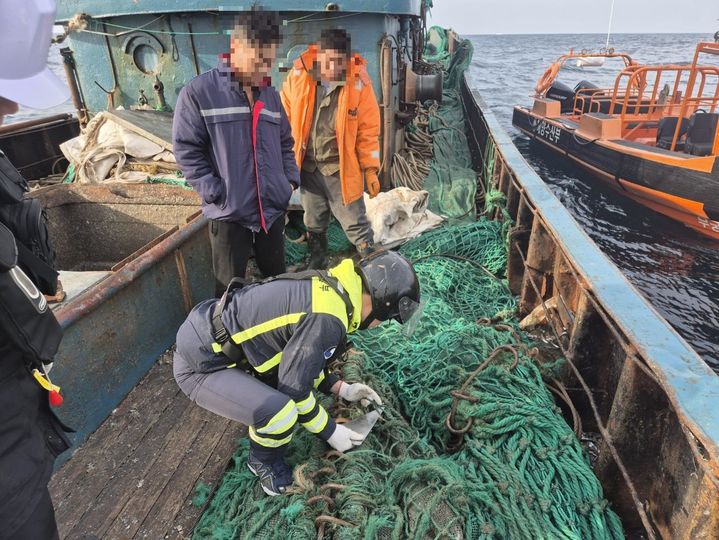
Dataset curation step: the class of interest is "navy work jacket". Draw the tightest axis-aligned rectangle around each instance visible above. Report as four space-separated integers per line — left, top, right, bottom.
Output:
173 58 300 231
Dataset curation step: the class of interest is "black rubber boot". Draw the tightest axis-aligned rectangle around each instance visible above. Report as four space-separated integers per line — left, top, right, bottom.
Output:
356 240 376 259
306 231 328 269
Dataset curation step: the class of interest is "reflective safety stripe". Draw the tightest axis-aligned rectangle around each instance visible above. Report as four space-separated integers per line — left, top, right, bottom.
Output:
295 393 316 415
200 106 251 117
313 371 326 389
249 426 293 447
301 406 329 434
370 150 380 158
256 400 298 435
259 109 281 119
255 352 283 374
311 277 348 329
211 312 306 353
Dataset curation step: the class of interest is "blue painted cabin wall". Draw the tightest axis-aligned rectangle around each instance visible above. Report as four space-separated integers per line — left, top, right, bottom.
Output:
57 3 416 114
56 0 423 20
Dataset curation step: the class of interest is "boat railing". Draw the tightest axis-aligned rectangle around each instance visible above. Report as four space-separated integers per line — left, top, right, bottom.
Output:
611 63 719 144
572 87 639 117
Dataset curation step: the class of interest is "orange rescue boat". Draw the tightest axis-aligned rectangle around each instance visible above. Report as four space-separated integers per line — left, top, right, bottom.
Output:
513 42 719 241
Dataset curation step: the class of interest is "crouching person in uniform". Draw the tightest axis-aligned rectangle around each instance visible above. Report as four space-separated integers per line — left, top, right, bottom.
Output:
173 251 420 495
0 0 73 537
173 8 300 295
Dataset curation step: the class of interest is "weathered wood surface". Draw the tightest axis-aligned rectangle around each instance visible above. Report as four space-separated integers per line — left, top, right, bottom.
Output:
49 354 245 539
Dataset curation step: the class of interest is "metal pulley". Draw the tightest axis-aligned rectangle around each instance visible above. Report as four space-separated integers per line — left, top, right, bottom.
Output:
403 64 443 104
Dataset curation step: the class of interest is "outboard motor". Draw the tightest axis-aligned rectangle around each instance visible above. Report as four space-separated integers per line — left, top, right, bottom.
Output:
546 80 575 113
574 80 606 113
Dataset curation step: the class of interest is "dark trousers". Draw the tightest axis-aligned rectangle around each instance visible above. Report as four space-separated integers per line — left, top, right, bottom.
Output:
8 488 59 540
174 352 293 462
300 168 374 247
209 217 286 296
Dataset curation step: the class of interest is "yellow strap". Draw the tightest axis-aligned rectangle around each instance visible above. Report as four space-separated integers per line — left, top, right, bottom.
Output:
295 392 316 415
300 406 329 434
311 277 348 329
32 369 60 393
254 352 283 374
212 312 306 353
313 371 326 389
249 426 293 448
256 400 298 435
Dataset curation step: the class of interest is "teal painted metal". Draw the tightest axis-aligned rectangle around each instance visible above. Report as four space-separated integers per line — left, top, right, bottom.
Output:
462 74 719 459
52 216 213 466
56 0 422 21
60 11 402 114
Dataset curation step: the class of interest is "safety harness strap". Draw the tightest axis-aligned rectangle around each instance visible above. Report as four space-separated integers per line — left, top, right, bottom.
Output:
211 277 251 367
210 270 354 368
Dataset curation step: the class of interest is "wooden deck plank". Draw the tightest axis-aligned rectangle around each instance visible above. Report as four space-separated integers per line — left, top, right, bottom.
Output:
66 390 194 537
103 413 235 539
134 418 244 539
49 356 248 539
50 357 180 532
165 423 246 539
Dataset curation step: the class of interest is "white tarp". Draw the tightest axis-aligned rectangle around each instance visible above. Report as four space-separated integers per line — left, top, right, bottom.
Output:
364 187 443 246
60 111 178 184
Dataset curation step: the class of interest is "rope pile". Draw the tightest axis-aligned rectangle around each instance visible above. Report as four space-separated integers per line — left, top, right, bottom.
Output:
191 29 623 540
193 219 623 540
392 107 434 191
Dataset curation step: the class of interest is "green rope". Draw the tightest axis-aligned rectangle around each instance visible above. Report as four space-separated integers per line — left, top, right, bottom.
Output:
194 218 623 540
193 31 624 540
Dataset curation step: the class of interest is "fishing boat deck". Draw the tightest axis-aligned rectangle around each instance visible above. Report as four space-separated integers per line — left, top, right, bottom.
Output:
48 352 243 539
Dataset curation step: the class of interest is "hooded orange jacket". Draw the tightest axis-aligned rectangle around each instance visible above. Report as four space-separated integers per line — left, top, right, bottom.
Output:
280 46 381 206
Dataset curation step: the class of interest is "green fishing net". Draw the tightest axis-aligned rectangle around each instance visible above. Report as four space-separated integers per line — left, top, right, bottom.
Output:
193 218 623 540
284 219 354 267
422 31 478 221
192 29 623 540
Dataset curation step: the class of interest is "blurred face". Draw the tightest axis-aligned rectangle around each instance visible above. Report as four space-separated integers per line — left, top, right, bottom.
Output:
0 96 18 125
317 48 348 83
229 29 277 87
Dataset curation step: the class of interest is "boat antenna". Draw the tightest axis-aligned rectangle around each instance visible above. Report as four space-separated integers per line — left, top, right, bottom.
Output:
605 0 616 51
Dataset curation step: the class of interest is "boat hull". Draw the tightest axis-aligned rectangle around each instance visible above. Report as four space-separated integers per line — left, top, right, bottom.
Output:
465 80 719 538
30 184 214 464
512 106 719 241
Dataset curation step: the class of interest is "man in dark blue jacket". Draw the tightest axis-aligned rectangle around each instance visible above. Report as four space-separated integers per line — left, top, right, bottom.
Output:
173 9 300 295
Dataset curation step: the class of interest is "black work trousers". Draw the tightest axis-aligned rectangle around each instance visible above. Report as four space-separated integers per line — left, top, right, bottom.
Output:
209 217 286 296
7 488 59 540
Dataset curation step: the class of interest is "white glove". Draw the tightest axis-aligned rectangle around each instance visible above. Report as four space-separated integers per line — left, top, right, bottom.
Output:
327 423 365 452
338 382 383 407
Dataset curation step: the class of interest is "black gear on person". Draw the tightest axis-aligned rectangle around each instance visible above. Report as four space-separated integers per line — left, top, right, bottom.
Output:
306 231 328 270
355 250 420 328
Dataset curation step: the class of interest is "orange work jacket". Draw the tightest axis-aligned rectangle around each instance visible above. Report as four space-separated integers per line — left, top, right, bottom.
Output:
281 45 381 205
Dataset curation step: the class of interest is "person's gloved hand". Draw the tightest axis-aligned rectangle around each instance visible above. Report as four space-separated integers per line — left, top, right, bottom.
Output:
365 170 381 198
339 382 382 407
327 424 365 452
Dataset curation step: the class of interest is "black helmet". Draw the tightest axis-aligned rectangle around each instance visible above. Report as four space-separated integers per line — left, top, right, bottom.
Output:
356 250 421 328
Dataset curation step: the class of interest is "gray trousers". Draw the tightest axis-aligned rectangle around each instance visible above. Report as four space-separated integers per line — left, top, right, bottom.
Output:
300 167 374 246
173 352 295 461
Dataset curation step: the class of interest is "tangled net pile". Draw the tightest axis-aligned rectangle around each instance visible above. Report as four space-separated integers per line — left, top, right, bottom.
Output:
192 27 623 540
193 218 623 539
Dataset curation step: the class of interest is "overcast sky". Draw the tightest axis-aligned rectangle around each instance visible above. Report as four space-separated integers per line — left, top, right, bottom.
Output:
428 0 718 35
